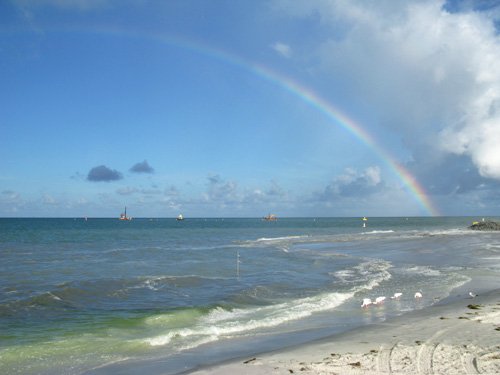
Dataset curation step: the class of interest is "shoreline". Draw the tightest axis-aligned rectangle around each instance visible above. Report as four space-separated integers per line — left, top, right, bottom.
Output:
186 289 500 375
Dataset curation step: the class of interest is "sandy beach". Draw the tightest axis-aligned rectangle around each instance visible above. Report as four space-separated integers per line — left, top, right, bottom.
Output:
188 290 500 375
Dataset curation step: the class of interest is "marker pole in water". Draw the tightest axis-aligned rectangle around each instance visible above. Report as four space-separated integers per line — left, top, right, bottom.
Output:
236 251 240 279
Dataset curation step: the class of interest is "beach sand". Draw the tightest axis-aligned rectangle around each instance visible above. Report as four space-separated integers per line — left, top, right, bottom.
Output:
187 290 500 375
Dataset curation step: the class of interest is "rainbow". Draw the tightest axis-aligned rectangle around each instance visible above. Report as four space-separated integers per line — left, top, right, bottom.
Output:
92 28 440 216
245 66 439 216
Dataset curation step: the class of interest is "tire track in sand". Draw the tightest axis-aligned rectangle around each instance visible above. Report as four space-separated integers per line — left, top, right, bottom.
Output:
415 324 481 374
376 343 394 373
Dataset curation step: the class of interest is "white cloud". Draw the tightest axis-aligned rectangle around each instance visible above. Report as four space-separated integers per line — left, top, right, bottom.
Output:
317 166 383 199
198 175 289 214
42 194 57 205
1 190 21 201
117 186 163 197
272 42 292 58
204 174 239 203
116 186 139 195
364 166 381 185
274 0 500 183
301 165 434 216
440 91 500 179
0 190 25 214
164 185 180 197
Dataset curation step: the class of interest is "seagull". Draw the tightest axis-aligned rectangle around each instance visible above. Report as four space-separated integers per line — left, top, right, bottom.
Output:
390 292 403 300
469 292 477 298
361 298 373 308
414 291 423 299
374 296 386 305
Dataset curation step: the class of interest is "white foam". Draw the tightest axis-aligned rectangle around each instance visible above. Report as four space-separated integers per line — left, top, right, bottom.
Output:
146 328 195 346
363 230 395 234
255 235 309 242
404 266 442 277
144 291 353 348
204 306 239 323
144 260 393 350
485 243 500 248
354 260 393 291
333 269 356 281
47 292 62 301
418 228 472 237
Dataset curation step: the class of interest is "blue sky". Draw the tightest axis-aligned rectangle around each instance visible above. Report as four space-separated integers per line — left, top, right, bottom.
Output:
1 0 500 218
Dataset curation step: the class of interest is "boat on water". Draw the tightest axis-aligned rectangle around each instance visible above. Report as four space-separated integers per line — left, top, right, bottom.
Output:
119 207 132 221
176 214 184 221
263 214 277 221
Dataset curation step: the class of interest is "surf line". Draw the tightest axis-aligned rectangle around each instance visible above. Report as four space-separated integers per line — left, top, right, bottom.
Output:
95 28 440 216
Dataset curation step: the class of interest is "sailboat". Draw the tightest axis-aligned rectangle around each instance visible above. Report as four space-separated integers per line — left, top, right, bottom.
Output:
176 214 184 221
119 207 131 221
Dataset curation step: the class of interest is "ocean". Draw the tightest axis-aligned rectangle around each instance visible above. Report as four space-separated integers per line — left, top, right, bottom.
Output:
1 217 499 374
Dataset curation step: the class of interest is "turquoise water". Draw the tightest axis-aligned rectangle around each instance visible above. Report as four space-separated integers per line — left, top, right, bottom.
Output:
1 217 499 374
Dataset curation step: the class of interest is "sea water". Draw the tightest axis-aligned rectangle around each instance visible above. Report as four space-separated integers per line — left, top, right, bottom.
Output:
1 217 499 374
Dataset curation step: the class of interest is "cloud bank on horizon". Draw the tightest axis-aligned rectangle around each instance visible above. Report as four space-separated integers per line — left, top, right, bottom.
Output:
1 0 500 217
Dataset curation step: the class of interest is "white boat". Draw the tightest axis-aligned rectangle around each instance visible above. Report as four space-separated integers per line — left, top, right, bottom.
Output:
176 214 184 221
